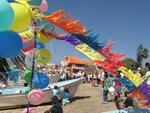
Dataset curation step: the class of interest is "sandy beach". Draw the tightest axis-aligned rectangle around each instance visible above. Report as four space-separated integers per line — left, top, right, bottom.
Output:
0 83 116 113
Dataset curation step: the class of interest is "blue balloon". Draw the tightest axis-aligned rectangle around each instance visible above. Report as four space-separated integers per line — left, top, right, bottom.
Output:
7 70 20 83
6 0 15 2
0 0 14 31
28 0 42 6
0 30 23 58
32 72 49 89
36 42 45 49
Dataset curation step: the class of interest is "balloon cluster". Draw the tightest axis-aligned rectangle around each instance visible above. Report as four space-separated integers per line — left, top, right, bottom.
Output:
0 0 24 57
0 0 51 112
0 0 89 112
1 0 149 110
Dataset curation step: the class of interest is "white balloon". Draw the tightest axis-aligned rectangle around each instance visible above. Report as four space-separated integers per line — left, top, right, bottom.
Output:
109 87 115 93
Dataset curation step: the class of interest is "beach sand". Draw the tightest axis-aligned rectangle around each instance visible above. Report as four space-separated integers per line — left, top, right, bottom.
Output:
0 83 116 113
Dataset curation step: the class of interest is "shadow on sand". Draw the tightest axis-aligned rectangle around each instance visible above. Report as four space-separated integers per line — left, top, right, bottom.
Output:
71 96 91 102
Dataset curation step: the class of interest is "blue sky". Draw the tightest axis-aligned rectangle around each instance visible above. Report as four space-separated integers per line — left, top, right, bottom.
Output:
46 0 150 64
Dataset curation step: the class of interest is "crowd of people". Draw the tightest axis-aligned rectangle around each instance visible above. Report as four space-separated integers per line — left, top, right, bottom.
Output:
28 61 150 111
37 64 63 77
56 61 150 111
1 61 150 112
100 62 150 110
37 64 86 82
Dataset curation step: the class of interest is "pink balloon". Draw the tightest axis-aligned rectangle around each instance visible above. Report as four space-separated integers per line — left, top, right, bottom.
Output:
22 108 36 113
28 90 44 105
39 0 48 12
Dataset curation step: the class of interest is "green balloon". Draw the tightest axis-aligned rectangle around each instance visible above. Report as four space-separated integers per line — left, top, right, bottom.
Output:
28 0 42 6
24 69 32 83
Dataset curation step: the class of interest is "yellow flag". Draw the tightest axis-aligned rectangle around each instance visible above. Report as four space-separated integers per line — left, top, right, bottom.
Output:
75 44 105 61
119 66 146 87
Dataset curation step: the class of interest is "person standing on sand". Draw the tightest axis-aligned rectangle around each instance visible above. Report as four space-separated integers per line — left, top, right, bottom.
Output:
97 73 101 85
102 73 111 103
92 72 98 87
114 73 122 101
44 96 63 113
144 62 150 85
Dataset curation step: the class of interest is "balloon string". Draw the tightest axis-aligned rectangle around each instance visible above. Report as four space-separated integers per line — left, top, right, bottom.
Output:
26 22 37 113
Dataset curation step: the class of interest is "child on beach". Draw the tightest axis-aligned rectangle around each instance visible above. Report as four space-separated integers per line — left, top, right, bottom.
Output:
102 73 110 103
52 86 61 101
114 73 122 101
60 87 70 105
44 96 63 113
114 91 139 109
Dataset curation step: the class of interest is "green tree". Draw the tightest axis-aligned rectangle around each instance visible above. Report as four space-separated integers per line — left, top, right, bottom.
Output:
137 44 143 67
136 44 149 68
142 48 148 58
123 58 138 70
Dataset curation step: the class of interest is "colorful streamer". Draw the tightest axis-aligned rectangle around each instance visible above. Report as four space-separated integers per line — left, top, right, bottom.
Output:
138 82 150 103
119 67 146 87
117 77 136 92
72 33 105 51
43 9 86 35
63 35 105 61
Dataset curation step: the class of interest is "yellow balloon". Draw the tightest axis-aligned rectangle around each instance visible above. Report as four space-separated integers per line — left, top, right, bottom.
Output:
37 32 52 44
9 2 32 32
35 49 51 64
19 29 34 39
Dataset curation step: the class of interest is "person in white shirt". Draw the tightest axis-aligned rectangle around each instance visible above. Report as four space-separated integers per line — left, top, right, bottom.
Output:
144 62 150 85
77 71 82 77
